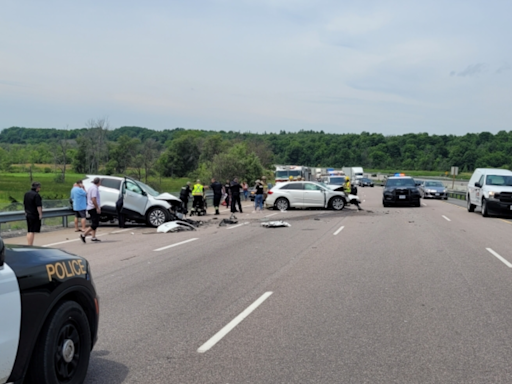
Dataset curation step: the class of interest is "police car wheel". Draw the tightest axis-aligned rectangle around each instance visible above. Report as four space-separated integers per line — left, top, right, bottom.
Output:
26 301 91 384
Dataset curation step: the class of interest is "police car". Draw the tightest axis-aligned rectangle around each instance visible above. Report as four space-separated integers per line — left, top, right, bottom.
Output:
0 237 99 384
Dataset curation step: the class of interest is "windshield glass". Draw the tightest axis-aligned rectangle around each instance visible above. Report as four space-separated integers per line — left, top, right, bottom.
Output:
425 181 444 187
328 177 345 184
486 175 512 186
137 181 161 196
276 170 301 178
386 178 415 187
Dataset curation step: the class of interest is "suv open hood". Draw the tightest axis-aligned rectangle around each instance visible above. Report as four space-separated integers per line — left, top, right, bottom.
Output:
155 192 182 204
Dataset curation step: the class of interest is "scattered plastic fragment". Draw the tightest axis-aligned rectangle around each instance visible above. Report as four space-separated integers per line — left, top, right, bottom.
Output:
261 221 291 228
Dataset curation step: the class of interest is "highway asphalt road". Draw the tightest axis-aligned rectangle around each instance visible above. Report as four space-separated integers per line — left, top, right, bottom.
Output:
6 190 512 383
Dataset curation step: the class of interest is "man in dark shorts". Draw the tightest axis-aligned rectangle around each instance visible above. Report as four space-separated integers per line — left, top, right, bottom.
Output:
210 178 223 215
24 181 42 246
230 177 243 216
81 177 102 243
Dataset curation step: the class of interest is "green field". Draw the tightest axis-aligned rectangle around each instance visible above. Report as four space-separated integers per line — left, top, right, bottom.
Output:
0 172 191 207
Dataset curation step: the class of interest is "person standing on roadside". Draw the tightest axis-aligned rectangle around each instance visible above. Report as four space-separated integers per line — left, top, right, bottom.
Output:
179 181 192 215
253 179 264 212
81 177 102 243
242 181 249 201
70 180 87 232
223 179 231 208
230 177 243 215
192 180 204 211
23 181 42 246
210 178 223 215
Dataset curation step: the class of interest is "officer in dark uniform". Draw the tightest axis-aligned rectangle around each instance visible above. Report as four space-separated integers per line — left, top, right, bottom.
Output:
210 178 223 215
230 177 243 215
179 181 192 215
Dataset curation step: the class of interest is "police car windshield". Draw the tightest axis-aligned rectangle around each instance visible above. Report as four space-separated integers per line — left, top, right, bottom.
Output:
386 178 415 187
276 170 301 178
486 175 512 186
137 181 160 196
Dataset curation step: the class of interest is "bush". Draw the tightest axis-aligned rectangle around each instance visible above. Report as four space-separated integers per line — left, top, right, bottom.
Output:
44 167 52 173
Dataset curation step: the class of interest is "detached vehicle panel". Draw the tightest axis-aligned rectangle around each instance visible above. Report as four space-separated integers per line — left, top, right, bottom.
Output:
0 238 99 384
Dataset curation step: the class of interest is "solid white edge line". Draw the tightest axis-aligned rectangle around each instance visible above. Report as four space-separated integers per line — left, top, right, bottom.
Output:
265 213 279 218
154 238 198 252
486 248 512 268
422 203 427 207
43 232 108 247
226 222 249 230
442 215 451 221
197 292 273 353
333 225 345 236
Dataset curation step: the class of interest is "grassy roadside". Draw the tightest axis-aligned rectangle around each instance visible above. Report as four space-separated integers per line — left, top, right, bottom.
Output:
0 172 191 206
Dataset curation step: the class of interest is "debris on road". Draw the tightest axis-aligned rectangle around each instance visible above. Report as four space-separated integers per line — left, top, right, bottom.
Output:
157 221 197 233
219 218 238 226
261 221 291 228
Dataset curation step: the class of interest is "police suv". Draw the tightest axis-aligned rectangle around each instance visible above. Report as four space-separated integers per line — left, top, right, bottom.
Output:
0 237 99 384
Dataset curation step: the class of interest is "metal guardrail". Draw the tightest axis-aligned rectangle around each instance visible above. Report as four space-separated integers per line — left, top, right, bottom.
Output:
0 207 75 227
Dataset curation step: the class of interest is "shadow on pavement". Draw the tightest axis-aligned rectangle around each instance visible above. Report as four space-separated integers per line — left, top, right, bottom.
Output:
86 350 129 384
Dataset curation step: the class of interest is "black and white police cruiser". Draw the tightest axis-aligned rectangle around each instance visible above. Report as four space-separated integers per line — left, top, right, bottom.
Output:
0 237 99 384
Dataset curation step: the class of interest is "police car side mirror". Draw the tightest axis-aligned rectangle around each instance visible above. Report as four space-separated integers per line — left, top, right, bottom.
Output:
0 238 5 267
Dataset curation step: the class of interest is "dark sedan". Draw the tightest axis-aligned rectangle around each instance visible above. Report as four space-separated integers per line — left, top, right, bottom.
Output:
382 176 421 207
359 178 374 187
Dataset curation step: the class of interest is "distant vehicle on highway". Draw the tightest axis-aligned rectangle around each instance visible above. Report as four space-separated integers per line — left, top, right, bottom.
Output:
419 180 448 199
0 237 99 384
467 168 512 217
83 175 182 227
358 178 374 187
265 181 356 211
382 176 421 207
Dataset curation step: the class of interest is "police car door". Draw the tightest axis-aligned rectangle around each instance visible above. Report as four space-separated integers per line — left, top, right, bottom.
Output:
123 180 148 216
0 255 21 384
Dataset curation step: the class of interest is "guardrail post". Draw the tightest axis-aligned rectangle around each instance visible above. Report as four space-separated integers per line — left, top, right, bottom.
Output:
63 216 68 227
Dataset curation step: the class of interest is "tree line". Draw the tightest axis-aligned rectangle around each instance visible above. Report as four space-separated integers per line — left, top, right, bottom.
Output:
1 123 512 184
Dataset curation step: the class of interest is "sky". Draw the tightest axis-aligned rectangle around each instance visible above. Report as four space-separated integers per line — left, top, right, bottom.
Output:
1 0 511 136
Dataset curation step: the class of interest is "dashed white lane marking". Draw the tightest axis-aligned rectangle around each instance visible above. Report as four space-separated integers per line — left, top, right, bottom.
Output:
154 238 198 252
265 213 279 218
226 222 249 230
442 215 451 222
43 232 108 247
333 225 345 236
197 292 273 353
486 248 512 268
422 203 428 207
110 228 133 234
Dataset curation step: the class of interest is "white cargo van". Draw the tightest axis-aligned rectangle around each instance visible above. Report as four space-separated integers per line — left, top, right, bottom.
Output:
467 168 512 217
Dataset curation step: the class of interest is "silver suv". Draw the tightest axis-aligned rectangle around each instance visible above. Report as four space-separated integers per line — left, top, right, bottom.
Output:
82 175 182 227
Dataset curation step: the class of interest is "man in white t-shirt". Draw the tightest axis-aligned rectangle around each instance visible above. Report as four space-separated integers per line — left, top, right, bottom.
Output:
80 177 102 243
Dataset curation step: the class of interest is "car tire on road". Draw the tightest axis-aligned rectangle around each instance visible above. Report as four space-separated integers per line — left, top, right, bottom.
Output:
329 196 345 211
467 195 476 212
382 200 389 207
481 198 489 217
25 301 92 384
275 198 290 211
146 206 171 227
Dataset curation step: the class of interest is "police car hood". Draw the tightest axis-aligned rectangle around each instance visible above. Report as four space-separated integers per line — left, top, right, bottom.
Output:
154 192 182 204
5 245 87 271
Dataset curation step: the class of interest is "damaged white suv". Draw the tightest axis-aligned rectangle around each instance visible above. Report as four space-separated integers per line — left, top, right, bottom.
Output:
82 175 183 227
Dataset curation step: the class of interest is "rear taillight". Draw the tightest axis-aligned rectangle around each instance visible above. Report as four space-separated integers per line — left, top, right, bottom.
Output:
268 191 273 195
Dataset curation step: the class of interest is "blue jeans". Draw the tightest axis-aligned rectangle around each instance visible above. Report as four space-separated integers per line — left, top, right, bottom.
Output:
255 194 263 210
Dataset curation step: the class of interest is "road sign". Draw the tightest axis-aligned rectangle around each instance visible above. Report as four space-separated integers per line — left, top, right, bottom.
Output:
451 166 459 176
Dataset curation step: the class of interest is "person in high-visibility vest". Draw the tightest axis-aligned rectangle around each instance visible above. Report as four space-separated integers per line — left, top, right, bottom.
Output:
192 180 204 210
343 176 351 194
